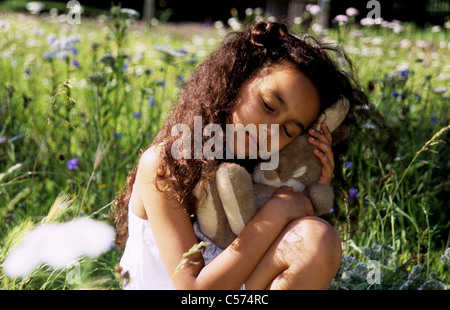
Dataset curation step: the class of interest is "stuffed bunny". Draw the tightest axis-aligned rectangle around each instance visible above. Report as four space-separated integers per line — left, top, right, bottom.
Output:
194 97 350 249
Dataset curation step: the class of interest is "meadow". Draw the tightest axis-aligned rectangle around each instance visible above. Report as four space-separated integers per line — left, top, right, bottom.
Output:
0 5 449 290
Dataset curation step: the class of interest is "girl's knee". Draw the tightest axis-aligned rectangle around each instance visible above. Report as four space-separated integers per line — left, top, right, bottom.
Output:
279 216 342 272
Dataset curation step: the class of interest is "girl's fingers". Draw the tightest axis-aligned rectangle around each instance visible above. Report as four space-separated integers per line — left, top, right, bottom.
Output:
308 123 332 145
308 124 335 185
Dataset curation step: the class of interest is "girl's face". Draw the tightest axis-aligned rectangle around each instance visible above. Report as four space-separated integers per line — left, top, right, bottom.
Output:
231 61 321 158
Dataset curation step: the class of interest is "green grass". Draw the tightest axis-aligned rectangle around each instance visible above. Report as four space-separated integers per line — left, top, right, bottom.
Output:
0 7 449 289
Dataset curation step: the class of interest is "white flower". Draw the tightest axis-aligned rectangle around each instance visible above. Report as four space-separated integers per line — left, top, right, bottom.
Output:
245 8 253 16
433 86 448 93
0 19 10 33
26 2 44 15
431 25 441 33
307 4 321 16
445 21 450 29
346 7 359 17
214 20 224 29
311 23 323 34
334 15 349 25
3 217 114 278
227 17 242 31
120 8 140 19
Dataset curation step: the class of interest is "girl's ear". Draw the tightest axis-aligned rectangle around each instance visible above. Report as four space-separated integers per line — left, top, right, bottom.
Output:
312 97 350 133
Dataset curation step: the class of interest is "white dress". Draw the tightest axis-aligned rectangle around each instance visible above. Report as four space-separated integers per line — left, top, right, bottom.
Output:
119 206 224 290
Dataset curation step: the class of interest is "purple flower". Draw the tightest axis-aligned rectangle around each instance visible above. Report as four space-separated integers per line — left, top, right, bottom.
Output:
398 69 410 79
0 136 6 143
122 62 128 71
329 208 335 214
67 157 79 170
344 161 353 168
392 91 403 99
430 114 438 125
133 112 142 118
72 58 80 68
25 68 31 75
148 95 156 108
348 188 360 203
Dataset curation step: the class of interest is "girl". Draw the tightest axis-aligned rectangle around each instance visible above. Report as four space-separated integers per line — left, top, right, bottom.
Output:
114 21 388 290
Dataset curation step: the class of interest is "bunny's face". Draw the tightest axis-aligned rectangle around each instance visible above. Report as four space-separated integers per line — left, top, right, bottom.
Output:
252 134 322 191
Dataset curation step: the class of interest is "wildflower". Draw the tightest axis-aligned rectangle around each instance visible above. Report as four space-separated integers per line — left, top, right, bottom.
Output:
346 7 359 17
430 114 438 125
88 72 105 86
440 247 450 265
26 1 44 15
398 69 410 79
72 58 80 68
25 68 31 75
67 157 79 170
122 62 128 72
133 112 142 118
44 34 81 62
334 15 349 25
120 8 140 20
113 132 121 139
148 95 156 108
99 53 115 66
419 279 445 290
3 217 115 278
348 188 360 203
400 265 424 290
433 86 447 93
306 4 321 16
0 136 6 143
0 19 10 32
344 161 353 168
392 91 404 99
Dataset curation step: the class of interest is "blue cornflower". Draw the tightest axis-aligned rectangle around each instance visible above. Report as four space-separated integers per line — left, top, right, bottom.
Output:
430 114 438 125
67 157 79 170
398 69 410 79
122 62 128 71
148 95 156 108
72 58 80 68
344 161 353 168
25 68 31 75
348 188 360 203
133 112 142 118
392 91 403 99
113 132 121 139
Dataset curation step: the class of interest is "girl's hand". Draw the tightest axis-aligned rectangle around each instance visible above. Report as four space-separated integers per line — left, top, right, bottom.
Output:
267 186 314 221
308 123 335 185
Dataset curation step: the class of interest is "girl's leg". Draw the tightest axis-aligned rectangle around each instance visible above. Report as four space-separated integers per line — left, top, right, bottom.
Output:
244 216 342 290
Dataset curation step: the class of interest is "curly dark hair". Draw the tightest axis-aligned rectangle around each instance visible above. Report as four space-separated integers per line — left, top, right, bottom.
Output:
113 21 392 249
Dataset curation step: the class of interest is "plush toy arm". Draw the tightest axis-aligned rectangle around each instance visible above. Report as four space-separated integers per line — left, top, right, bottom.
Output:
216 163 258 237
304 184 334 216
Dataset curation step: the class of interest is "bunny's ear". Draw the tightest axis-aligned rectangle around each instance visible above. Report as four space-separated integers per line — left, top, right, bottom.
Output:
312 97 350 133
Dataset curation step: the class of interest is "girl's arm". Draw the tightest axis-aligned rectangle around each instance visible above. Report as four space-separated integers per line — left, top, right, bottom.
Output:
136 145 313 289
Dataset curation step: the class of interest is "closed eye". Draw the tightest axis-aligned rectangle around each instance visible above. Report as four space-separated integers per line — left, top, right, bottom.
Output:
283 126 292 138
262 98 274 112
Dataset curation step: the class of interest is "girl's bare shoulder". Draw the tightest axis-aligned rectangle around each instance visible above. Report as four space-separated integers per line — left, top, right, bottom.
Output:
138 143 165 175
